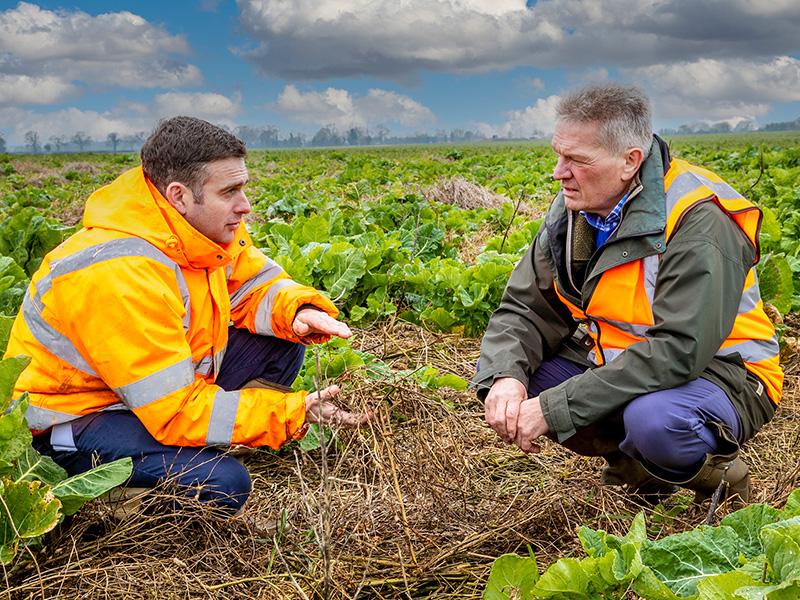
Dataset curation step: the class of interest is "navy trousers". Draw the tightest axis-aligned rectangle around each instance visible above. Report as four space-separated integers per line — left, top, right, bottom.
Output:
32 327 306 512
528 357 744 480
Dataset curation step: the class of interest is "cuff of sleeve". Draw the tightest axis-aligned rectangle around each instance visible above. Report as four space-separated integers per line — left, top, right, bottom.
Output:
471 364 529 402
539 387 577 443
286 390 309 441
272 286 340 344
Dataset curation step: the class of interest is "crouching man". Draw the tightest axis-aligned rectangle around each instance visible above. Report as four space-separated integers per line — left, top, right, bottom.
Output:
6 116 371 513
474 83 782 502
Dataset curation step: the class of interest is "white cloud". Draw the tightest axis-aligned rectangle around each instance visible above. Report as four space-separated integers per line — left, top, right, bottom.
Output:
0 92 243 146
0 2 202 108
476 95 561 139
627 57 800 119
270 86 435 130
236 0 800 80
0 75 83 106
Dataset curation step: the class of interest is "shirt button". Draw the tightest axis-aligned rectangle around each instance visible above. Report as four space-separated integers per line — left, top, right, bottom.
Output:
656 242 663 249
621 251 629 258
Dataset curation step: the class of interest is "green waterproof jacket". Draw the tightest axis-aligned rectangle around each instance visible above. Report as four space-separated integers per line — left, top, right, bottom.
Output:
473 136 777 444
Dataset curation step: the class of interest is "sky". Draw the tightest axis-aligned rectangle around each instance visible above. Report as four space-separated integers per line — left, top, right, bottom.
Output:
1 0 800 148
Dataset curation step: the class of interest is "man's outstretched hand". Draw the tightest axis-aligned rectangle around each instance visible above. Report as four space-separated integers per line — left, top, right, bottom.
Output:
305 385 373 428
292 307 352 340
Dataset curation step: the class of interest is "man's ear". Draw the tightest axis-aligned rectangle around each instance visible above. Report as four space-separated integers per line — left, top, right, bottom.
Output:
164 182 191 215
621 147 644 181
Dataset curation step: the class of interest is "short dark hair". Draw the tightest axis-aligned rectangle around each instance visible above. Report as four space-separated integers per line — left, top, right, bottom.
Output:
140 116 246 201
556 82 653 159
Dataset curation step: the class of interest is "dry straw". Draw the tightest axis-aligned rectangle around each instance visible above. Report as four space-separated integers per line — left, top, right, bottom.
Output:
5 320 799 600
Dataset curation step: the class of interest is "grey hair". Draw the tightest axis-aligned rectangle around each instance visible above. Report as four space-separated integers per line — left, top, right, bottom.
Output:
556 82 653 159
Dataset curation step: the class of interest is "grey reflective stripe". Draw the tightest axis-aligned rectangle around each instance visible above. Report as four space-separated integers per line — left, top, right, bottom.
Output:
738 269 762 316
113 356 195 409
665 170 744 212
592 315 650 338
28 237 192 364
253 278 299 336
213 347 226 377
22 293 98 377
194 355 214 376
50 422 76 452
588 349 598 365
206 388 242 445
25 404 77 430
717 337 780 363
643 254 659 307
602 348 625 363
225 265 232 280
229 259 284 310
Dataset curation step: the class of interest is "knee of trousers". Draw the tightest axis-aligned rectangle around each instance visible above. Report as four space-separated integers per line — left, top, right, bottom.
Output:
621 405 710 472
199 457 253 512
160 454 253 512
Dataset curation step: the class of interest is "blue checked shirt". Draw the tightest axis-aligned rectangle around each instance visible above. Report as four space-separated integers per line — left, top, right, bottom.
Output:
581 193 628 247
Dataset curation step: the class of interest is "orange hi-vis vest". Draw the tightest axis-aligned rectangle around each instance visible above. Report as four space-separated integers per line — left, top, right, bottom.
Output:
555 158 783 404
6 167 338 448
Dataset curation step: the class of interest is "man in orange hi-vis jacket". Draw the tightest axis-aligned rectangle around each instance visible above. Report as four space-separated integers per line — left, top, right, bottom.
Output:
6 116 371 512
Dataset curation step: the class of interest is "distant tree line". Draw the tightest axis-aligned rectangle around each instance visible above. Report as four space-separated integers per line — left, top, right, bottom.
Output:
659 116 800 136
5 115 799 155
762 117 800 132
11 130 148 154
233 124 486 148
2 124 489 155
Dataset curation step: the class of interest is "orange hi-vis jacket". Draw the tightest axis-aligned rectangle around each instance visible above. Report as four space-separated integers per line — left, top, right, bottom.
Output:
6 166 338 448
555 158 783 404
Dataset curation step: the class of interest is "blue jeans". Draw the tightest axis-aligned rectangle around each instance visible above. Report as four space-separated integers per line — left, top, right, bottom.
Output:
32 327 306 512
528 357 744 480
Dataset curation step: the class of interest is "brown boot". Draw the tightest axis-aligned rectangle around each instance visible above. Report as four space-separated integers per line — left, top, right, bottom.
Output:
677 421 750 504
599 452 679 502
680 453 750 504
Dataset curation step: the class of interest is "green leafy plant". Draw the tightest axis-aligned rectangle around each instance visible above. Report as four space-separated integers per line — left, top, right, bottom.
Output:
485 490 800 600
0 207 74 277
0 355 132 564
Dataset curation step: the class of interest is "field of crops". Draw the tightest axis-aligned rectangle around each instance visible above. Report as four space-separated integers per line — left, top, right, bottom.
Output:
1 132 799 599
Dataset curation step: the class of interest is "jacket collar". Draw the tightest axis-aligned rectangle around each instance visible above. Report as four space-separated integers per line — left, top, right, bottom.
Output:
612 134 670 240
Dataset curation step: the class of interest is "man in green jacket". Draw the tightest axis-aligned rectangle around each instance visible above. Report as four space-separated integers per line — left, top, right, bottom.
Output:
474 82 782 502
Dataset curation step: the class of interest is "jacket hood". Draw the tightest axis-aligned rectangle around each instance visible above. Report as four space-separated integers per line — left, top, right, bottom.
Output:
82 166 250 269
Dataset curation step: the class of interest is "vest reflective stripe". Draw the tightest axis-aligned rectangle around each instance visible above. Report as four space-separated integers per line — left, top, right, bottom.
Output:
113 356 195 409
592 315 651 339
718 337 780 363
601 348 625 363
665 163 761 246
22 293 98 377
229 259 284 310
739 270 761 315
254 279 299 336
206 388 242 444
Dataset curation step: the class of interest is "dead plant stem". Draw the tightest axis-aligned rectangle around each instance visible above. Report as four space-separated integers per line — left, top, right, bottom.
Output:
313 344 333 599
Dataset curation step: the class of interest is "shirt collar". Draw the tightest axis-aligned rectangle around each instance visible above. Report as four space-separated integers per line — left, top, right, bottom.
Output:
581 192 628 233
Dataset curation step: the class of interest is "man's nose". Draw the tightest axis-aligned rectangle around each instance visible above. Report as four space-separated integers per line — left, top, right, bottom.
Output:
552 157 571 180
236 192 251 214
